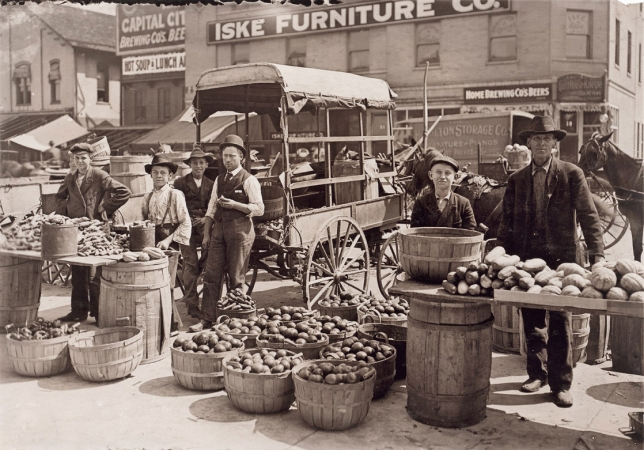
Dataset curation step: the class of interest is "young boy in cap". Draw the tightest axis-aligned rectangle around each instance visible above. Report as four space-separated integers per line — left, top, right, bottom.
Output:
172 146 215 319
410 155 477 230
194 135 264 331
55 143 132 322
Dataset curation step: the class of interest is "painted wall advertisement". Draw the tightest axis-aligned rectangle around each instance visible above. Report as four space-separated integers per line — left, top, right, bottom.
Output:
117 5 185 55
207 0 511 43
464 83 553 104
557 73 606 103
122 52 186 76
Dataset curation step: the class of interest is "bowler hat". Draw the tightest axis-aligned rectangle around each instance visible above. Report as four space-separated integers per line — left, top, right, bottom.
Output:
518 116 567 144
183 148 214 165
145 154 178 174
219 134 246 156
429 155 460 172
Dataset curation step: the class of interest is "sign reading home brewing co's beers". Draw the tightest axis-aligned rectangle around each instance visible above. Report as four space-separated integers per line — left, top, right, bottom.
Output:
207 0 511 43
117 5 185 55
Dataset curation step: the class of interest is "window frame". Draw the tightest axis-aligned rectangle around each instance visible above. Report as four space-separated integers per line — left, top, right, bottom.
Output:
157 87 172 122
565 10 592 60
415 22 441 67
49 59 61 104
639 43 642 84
627 30 632 75
13 62 31 106
134 89 147 124
488 13 517 63
286 37 307 67
96 62 109 103
615 19 620 67
348 30 370 73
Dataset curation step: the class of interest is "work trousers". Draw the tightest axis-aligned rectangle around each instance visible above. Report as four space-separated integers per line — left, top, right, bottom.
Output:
521 231 574 392
179 224 204 312
70 265 102 317
202 216 255 321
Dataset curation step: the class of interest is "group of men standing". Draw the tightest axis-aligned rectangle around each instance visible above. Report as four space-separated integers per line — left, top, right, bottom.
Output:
55 134 264 333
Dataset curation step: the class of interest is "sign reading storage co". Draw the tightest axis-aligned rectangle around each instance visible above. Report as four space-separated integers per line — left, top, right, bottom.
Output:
207 0 511 43
123 52 186 76
117 5 185 55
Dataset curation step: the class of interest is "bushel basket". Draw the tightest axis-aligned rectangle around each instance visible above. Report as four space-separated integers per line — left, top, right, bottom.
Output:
171 344 244 391
357 323 407 380
256 334 329 360
5 334 71 377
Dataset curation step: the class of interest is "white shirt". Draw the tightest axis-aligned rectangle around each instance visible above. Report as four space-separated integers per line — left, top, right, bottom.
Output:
142 184 192 246
205 166 265 219
435 190 451 212
193 177 202 188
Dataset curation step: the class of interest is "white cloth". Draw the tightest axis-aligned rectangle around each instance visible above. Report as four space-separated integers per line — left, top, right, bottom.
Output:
205 167 264 219
142 184 192 246
193 177 202 188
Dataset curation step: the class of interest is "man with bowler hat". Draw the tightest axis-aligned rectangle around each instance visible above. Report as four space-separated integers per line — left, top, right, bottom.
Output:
173 146 215 319
496 116 605 407
55 143 131 322
193 135 264 331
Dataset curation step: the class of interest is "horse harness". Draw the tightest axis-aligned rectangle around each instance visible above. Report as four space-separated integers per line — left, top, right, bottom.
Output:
458 174 506 230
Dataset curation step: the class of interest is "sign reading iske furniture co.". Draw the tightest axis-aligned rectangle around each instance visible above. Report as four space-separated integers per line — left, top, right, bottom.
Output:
207 0 511 43
117 5 185 55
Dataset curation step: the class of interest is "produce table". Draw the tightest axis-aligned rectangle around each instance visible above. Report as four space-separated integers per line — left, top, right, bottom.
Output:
0 248 121 267
390 280 644 319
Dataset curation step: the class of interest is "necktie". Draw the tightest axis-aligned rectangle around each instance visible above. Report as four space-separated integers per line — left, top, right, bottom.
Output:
534 167 547 230
438 197 447 212
224 172 232 182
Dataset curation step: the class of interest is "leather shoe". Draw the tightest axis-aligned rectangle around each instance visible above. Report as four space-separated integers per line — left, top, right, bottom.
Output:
58 312 88 322
553 390 573 407
188 319 212 333
520 378 547 392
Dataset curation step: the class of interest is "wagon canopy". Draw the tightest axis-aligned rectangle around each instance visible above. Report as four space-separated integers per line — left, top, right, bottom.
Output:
193 63 397 124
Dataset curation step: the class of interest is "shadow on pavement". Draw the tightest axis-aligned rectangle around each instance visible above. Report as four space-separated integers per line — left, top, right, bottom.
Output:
586 381 644 409
138 375 205 397
488 382 553 406
189 394 264 423
37 370 124 391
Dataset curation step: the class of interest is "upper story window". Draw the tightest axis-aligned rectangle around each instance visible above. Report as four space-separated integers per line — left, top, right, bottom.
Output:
349 30 369 73
49 60 61 104
158 87 172 122
639 43 642 83
97 62 109 103
14 62 31 106
134 89 146 123
287 37 306 67
565 10 591 59
416 22 441 67
615 19 621 66
232 42 249 65
489 14 517 62
627 31 632 75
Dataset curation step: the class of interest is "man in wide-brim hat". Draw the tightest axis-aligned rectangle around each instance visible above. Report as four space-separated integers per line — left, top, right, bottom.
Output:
173 146 215 319
193 135 264 331
496 115 605 408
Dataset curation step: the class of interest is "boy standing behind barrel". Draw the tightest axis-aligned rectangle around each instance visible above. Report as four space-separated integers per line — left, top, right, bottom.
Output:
55 143 132 323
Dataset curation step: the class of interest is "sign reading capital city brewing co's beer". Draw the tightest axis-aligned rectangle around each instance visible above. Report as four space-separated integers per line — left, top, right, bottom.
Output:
207 0 511 43
117 5 185 56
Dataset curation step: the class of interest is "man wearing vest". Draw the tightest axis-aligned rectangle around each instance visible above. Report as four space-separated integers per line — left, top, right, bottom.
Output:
173 147 215 319
195 135 264 330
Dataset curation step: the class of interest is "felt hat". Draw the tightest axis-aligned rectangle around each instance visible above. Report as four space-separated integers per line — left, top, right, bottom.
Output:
219 134 246 156
429 155 460 172
183 148 214 165
518 116 567 144
145 154 178 174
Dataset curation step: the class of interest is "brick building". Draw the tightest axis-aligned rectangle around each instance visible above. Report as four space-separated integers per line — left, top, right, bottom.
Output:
183 0 643 163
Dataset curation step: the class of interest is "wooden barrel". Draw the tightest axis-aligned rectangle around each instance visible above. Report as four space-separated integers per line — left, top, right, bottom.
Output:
171 345 242 391
41 223 78 259
292 360 376 431
110 156 151 174
5 334 71 377
256 185 285 222
111 173 153 195
357 323 407 380
610 316 643 375
256 334 329 360
0 256 41 331
398 227 483 283
585 314 610 365
492 304 521 354
98 258 172 364
407 297 493 428
223 349 297 413
68 327 144 382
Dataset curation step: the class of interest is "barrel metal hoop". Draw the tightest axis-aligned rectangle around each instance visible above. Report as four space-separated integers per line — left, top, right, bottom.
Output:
100 278 168 291
400 254 478 263
172 368 224 378
406 384 489 401
407 315 494 332
0 303 40 311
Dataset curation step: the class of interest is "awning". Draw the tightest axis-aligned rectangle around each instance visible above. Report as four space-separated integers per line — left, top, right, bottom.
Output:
8 115 88 151
131 110 257 152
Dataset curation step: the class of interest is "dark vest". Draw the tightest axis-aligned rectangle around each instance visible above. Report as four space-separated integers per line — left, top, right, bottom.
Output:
175 173 214 219
214 168 251 222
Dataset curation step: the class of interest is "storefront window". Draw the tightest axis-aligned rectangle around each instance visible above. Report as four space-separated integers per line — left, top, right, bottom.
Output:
559 111 578 163
13 62 31 106
349 30 369 72
416 23 441 66
49 60 61 104
97 62 109 103
489 14 517 62
565 11 591 59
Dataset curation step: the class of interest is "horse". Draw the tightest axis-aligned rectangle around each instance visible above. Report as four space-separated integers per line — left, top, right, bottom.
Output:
579 132 643 261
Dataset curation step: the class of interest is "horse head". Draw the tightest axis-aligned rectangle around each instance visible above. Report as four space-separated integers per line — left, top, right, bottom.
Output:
579 131 613 175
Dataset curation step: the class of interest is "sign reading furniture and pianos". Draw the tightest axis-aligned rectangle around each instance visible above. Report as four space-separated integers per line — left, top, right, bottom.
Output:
207 0 512 43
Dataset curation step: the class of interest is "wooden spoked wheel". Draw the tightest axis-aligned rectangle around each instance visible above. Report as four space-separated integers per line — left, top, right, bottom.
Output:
376 231 406 299
581 190 630 251
303 216 370 309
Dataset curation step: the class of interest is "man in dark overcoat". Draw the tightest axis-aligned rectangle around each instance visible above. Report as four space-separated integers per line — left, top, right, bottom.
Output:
496 116 605 407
